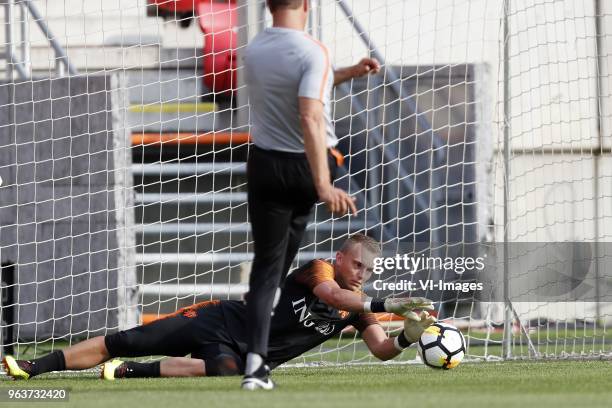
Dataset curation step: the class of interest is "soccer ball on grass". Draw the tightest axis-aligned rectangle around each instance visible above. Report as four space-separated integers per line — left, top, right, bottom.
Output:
417 322 466 369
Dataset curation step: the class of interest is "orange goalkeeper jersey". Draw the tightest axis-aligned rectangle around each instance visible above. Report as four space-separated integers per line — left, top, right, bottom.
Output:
219 259 379 367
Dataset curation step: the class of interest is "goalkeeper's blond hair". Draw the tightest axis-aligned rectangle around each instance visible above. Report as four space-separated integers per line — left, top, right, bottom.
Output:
340 233 381 257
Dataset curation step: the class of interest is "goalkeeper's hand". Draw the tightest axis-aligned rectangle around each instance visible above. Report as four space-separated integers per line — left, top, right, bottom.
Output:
402 310 437 343
383 297 434 320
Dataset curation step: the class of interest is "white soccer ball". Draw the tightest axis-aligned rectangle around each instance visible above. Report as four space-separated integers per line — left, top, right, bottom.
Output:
417 322 466 369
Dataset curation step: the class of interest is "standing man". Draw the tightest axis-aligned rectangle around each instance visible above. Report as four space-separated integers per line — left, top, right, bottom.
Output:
242 0 381 390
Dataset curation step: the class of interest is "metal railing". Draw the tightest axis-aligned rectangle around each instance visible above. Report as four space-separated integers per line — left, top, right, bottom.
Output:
337 0 446 165
335 0 447 245
1 0 77 80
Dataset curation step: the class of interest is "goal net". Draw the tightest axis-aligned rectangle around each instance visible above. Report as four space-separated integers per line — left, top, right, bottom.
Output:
0 0 610 368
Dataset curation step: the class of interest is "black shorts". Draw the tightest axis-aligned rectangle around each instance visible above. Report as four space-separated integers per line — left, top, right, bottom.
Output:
104 301 243 371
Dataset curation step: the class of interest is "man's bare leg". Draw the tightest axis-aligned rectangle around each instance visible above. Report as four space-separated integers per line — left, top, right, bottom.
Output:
102 357 203 380
160 357 205 377
107 356 239 379
63 336 110 369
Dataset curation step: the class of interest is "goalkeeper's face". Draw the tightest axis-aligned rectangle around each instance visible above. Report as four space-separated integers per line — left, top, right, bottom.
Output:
334 243 377 291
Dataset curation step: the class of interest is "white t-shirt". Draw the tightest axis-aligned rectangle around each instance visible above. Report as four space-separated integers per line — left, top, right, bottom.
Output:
244 27 336 153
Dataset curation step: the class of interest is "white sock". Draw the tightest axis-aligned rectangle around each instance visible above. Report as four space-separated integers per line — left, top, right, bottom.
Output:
245 353 264 375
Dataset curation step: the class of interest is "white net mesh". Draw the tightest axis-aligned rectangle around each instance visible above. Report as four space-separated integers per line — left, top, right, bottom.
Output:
0 0 610 366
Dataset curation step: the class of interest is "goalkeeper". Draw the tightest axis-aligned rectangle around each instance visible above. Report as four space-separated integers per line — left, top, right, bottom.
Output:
3 234 435 383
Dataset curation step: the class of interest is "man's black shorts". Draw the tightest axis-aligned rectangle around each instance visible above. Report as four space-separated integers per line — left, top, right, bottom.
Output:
104 301 243 368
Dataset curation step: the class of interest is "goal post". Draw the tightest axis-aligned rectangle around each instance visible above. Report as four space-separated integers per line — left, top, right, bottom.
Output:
0 0 611 366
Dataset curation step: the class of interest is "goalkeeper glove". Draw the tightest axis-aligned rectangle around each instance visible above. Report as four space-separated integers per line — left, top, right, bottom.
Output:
394 310 437 351
364 297 434 320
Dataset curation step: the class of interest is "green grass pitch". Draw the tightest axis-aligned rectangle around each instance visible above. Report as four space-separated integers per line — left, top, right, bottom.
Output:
1 361 611 408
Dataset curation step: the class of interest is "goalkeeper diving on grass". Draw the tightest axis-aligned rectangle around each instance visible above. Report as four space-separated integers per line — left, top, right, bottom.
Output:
3 234 435 381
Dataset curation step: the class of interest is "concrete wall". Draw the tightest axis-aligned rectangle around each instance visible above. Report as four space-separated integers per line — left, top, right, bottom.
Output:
0 75 136 341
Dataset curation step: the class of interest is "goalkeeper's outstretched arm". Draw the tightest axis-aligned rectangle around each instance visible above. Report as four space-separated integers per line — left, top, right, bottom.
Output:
361 324 403 361
361 311 438 361
312 280 433 320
